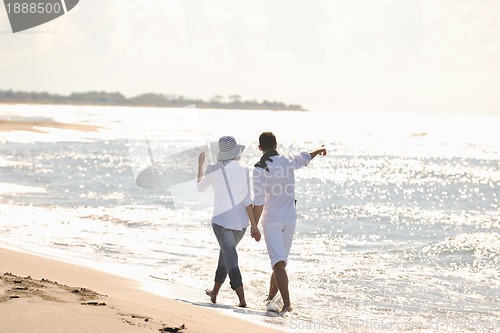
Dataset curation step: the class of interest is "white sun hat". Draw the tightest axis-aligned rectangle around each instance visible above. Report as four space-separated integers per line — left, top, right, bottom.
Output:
217 135 245 161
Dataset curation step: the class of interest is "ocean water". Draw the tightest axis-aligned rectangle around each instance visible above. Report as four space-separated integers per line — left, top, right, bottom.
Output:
0 104 499 332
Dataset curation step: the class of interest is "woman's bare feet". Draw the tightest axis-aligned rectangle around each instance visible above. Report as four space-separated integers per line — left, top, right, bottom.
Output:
281 305 293 313
205 289 217 303
234 286 246 308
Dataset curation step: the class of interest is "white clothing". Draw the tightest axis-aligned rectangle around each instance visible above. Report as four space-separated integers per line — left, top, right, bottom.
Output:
253 152 311 222
253 152 311 267
197 161 251 230
263 219 296 267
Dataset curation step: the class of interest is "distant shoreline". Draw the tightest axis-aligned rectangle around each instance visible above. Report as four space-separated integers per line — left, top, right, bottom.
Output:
0 90 307 111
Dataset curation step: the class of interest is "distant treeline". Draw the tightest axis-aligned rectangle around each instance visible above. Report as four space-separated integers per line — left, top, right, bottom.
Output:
0 90 306 111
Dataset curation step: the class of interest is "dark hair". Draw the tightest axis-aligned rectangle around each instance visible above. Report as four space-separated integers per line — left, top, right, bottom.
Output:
259 132 277 151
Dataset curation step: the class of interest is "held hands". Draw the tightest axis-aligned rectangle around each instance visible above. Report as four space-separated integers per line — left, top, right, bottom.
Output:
251 227 261 242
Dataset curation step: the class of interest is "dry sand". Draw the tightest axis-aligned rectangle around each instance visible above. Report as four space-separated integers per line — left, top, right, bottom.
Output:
0 247 284 333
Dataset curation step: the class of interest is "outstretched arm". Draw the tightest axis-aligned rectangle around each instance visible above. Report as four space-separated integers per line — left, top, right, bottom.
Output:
309 145 327 160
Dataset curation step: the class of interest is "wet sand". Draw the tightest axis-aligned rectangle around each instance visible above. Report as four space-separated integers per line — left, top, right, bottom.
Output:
0 247 283 333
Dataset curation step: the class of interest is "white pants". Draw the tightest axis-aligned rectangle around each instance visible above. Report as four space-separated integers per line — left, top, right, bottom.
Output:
263 219 296 268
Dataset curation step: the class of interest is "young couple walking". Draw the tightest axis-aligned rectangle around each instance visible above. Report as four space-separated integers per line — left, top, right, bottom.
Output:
197 132 327 312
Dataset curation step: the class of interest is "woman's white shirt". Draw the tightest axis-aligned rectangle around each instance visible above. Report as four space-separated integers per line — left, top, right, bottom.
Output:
197 161 251 230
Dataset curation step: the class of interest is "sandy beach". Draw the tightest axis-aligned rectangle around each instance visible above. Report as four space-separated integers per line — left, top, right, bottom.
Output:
1 108 498 333
0 117 284 333
0 247 284 333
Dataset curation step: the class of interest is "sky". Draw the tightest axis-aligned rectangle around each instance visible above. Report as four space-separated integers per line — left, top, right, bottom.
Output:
1 0 499 114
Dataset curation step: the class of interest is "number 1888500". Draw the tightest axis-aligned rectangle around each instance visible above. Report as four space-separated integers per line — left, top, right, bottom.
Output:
6 2 62 14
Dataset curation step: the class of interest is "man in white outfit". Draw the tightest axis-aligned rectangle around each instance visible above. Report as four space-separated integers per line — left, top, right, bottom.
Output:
252 132 327 312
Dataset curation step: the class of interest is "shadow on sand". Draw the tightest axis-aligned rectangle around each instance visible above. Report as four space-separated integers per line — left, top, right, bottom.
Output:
175 299 283 318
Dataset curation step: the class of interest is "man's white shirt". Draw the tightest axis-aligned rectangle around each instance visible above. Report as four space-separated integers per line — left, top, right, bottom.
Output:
253 152 311 223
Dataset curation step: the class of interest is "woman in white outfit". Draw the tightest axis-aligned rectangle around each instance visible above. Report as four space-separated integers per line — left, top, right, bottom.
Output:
197 136 261 307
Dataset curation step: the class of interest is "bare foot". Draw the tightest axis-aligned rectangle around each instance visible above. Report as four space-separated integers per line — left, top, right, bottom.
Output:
281 305 293 313
238 302 247 308
205 289 217 303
